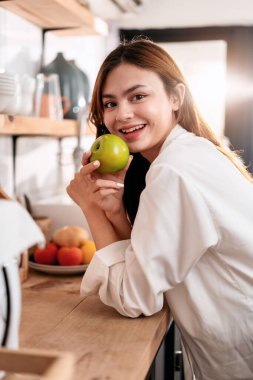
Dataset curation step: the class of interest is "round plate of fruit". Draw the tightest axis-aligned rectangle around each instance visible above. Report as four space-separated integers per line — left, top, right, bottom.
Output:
29 226 96 275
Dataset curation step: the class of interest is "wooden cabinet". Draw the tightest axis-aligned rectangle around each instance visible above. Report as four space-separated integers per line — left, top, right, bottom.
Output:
0 0 108 36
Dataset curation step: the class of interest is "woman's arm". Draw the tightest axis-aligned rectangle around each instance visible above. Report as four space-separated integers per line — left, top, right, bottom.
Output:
67 153 132 248
105 204 132 240
92 154 133 240
81 165 219 318
82 206 122 250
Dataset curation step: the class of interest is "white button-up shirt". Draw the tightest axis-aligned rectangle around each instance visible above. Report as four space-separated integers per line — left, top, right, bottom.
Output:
81 125 253 379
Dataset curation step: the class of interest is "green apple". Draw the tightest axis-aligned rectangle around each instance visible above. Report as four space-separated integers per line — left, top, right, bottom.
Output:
90 134 130 174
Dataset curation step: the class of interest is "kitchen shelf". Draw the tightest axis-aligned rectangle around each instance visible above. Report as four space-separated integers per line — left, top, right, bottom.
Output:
0 0 108 36
0 114 95 137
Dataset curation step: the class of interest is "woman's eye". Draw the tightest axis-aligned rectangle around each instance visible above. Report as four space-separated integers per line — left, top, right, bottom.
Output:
132 94 145 101
104 101 116 109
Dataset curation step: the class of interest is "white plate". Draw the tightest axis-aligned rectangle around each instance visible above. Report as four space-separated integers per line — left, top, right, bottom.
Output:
29 261 88 275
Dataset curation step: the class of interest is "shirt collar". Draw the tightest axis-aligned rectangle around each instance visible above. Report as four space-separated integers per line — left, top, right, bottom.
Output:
159 124 188 154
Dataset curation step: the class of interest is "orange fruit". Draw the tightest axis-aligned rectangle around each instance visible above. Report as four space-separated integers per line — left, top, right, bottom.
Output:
80 240 96 264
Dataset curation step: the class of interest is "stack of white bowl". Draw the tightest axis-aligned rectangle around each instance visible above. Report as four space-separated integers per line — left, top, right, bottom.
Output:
0 73 17 115
0 73 35 116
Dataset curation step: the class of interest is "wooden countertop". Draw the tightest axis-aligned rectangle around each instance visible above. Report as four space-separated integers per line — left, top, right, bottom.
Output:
20 270 170 380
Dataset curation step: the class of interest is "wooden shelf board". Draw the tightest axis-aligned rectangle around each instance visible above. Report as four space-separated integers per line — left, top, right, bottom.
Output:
0 0 108 36
0 115 95 137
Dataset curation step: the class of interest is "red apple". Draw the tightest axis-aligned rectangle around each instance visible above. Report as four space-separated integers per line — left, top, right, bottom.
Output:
34 242 58 265
57 247 82 266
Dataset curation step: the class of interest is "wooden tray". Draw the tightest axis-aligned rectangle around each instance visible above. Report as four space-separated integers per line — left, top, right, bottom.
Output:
0 347 75 380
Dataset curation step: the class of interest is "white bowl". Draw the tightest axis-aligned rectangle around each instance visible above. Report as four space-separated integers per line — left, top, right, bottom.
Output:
0 86 16 93
1 81 22 115
0 79 15 85
0 73 15 79
0 80 15 85
0 82 15 87
0 89 16 96
0 78 15 83
0 90 15 97
0 76 15 81
0 82 17 88
0 81 16 86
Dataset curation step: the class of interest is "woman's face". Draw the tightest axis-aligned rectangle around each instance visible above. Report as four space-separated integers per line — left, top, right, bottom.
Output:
101 63 180 162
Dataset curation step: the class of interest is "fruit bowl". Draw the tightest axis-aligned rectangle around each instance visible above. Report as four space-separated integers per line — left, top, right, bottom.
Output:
29 256 88 275
29 225 95 274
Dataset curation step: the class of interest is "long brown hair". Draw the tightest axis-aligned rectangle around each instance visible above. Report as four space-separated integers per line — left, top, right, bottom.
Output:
90 37 252 183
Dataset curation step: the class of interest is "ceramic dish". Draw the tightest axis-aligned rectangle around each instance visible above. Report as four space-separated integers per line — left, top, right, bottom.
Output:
29 261 88 275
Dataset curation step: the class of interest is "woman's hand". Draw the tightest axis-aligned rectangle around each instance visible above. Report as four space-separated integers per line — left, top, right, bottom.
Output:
67 151 132 216
67 151 133 241
66 153 100 213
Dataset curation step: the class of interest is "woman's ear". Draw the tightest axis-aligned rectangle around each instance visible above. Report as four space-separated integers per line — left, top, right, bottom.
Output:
170 83 185 111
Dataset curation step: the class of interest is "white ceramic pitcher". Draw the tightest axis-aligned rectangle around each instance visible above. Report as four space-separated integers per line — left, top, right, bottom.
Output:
0 200 44 377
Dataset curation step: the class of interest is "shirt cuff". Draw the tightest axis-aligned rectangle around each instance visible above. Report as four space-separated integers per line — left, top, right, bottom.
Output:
80 239 130 297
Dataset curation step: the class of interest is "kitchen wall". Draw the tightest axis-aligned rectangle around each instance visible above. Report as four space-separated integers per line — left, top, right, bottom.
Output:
160 40 227 137
0 8 112 207
0 9 41 76
0 9 110 92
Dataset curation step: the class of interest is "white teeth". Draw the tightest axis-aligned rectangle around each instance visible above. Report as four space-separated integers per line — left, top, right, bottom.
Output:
121 125 145 134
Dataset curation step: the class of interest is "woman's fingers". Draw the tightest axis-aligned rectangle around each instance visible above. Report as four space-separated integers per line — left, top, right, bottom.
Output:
115 155 133 180
80 159 100 176
124 155 134 172
97 188 118 197
96 179 124 189
81 150 92 166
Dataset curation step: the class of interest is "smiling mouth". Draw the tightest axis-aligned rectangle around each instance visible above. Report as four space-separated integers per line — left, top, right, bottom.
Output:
120 124 146 134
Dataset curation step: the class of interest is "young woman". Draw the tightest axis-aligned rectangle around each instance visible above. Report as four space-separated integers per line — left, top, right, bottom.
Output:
67 38 253 379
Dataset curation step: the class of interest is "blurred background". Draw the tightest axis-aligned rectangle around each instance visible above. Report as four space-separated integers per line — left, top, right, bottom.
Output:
1 2 253 378
0 0 253 204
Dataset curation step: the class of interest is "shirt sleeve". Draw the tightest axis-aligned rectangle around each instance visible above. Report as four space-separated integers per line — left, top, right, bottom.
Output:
80 164 218 318
0 200 45 264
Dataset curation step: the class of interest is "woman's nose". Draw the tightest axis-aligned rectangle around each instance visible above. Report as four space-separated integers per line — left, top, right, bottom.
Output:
115 103 134 121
